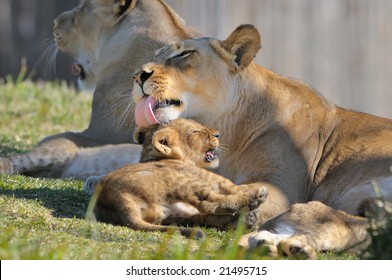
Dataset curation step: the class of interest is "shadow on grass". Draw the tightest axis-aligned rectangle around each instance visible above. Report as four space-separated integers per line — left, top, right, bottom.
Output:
0 187 90 219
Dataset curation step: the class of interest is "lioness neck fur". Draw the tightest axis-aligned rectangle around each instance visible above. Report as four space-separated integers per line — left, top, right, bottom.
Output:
131 24 392 257
86 119 268 238
0 0 200 178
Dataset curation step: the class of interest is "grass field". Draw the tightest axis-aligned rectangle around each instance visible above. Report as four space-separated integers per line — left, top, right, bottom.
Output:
0 74 387 260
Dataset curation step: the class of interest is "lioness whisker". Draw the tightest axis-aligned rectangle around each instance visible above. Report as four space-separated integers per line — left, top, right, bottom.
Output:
31 39 58 78
96 92 132 124
114 101 135 136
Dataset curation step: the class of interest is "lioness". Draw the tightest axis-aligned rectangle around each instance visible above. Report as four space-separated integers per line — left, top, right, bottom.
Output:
86 119 268 239
131 24 392 257
0 0 200 179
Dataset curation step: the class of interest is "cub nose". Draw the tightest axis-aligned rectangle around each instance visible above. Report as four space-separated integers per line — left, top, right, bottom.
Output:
133 70 154 87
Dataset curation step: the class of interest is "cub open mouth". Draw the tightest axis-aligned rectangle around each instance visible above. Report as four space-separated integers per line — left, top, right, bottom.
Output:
205 150 217 162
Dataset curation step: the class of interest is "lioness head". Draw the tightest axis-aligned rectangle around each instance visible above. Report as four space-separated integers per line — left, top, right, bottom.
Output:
54 0 137 90
132 24 261 127
134 119 220 169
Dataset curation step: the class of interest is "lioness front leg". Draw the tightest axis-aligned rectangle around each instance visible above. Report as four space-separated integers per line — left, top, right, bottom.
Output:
193 186 268 215
0 132 90 177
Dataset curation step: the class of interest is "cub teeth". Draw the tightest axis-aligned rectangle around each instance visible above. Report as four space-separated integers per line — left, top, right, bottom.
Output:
205 150 216 162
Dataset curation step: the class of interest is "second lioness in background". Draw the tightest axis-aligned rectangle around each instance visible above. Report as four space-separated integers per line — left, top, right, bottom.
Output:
85 119 268 239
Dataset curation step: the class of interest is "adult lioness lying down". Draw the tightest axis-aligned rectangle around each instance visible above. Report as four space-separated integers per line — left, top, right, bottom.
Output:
0 0 199 178
132 24 392 257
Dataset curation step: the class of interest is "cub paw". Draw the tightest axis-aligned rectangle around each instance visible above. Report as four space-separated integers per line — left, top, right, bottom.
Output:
248 187 268 211
195 189 210 201
246 209 259 228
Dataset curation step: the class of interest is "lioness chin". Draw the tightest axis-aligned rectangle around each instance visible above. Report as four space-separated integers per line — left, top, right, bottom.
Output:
131 24 392 258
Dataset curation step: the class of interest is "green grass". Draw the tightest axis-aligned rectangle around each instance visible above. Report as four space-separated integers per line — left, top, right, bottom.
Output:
0 75 362 260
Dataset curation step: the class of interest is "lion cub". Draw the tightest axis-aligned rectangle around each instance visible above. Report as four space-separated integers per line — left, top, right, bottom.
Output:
85 119 268 239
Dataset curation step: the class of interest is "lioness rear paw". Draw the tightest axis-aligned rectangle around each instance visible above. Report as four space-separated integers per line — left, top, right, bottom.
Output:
248 187 268 211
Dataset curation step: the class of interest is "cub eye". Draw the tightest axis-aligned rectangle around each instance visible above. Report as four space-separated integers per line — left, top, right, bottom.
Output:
172 50 195 61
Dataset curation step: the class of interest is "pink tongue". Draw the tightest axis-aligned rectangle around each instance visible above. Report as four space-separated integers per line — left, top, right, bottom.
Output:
135 96 160 128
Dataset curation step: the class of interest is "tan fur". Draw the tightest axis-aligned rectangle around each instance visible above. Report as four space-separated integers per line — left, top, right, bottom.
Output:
0 0 200 179
87 119 268 238
131 24 392 257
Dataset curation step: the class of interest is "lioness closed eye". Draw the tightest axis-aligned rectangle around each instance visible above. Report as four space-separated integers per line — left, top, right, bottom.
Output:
85 119 268 239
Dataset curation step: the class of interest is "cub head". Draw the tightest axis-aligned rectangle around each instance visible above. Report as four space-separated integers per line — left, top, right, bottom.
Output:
53 0 137 90
132 24 261 127
134 119 220 169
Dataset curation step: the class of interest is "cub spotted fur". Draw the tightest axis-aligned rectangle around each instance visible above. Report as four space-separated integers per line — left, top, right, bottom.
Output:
86 119 268 238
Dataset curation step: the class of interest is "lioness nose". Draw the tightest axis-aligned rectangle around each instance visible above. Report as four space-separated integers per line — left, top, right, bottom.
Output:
133 70 154 87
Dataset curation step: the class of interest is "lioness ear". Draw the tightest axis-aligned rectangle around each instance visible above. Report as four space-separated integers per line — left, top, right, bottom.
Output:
152 128 183 159
221 24 261 72
133 127 147 144
114 0 137 18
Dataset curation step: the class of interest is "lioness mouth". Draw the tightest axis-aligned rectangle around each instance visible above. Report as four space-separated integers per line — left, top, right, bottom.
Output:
72 62 86 80
135 96 182 128
205 150 217 162
153 99 182 110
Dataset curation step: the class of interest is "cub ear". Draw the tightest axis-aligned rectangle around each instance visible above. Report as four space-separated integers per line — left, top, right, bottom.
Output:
133 127 147 144
152 128 183 160
221 24 261 72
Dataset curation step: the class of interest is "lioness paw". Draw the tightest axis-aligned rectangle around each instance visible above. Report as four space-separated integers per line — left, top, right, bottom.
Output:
278 239 317 260
244 232 279 257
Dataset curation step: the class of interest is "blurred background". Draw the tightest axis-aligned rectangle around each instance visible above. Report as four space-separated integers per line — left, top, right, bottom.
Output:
0 0 391 118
